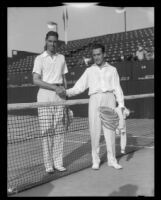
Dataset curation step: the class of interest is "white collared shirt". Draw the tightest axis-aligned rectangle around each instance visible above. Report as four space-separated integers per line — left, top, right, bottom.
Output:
32 51 68 84
66 62 124 107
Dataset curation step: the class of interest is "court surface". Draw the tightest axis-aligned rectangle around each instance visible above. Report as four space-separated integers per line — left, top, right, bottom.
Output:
12 147 154 196
10 119 154 197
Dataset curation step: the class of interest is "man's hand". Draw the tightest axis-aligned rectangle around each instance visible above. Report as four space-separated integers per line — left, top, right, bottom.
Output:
123 107 130 119
55 86 66 99
120 106 130 119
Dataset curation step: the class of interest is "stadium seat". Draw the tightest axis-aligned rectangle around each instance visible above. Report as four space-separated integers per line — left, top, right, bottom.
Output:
8 27 154 86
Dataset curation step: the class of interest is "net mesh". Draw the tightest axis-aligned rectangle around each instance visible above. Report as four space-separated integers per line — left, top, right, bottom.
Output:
7 94 154 195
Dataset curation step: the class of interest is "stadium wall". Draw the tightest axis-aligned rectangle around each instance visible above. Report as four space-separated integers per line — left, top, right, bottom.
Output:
7 60 154 118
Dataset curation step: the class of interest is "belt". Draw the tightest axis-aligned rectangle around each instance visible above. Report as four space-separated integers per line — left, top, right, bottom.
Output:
96 90 114 94
54 83 63 87
104 90 114 93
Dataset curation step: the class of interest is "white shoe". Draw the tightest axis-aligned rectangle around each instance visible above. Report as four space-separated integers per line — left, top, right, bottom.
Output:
46 167 54 174
55 166 67 172
92 163 100 170
108 162 123 169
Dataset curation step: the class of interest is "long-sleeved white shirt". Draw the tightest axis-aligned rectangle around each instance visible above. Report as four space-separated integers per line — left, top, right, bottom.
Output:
66 62 124 108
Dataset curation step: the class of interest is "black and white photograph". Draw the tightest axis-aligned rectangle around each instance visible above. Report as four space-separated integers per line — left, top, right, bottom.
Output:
7 4 154 197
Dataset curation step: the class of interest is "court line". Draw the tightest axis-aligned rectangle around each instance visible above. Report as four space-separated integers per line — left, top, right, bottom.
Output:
8 134 154 140
68 131 154 139
66 134 154 139
9 134 154 141
8 133 154 144
111 144 154 149
64 136 154 149
66 140 154 149
117 135 154 139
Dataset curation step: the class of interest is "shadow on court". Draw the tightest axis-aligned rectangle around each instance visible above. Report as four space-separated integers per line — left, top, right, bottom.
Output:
100 133 138 164
109 184 138 196
64 139 91 167
100 130 154 165
116 133 138 163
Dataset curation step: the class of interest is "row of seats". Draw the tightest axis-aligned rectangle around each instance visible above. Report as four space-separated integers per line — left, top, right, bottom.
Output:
8 27 154 84
7 72 33 86
60 27 153 50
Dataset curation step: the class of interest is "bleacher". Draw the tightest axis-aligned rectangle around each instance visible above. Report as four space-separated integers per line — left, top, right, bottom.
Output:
8 53 38 86
7 27 154 87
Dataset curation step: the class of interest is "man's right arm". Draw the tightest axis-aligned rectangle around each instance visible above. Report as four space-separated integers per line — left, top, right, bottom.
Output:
66 69 88 97
33 73 64 94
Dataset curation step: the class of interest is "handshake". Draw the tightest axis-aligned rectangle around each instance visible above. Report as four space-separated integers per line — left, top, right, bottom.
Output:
55 85 67 99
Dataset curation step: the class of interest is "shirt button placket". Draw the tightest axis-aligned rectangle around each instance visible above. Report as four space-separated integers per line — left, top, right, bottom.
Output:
100 69 104 91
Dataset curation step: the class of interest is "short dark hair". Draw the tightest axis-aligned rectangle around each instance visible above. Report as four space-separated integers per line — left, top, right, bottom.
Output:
45 31 59 40
92 43 105 53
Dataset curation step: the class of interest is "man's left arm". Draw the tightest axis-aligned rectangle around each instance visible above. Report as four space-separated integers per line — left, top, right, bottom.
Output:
63 74 67 89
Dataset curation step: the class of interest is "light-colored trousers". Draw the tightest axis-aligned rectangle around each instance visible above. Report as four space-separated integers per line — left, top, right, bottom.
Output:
37 89 65 169
89 92 118 165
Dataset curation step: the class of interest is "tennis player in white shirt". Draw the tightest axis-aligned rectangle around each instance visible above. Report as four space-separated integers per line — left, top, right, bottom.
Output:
66 43 125 170
32 31 67 173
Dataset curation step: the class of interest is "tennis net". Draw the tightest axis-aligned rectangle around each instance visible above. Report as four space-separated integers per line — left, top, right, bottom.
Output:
7 93 154 195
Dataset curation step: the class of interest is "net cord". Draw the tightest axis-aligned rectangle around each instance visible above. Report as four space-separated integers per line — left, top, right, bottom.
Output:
8 93 154 110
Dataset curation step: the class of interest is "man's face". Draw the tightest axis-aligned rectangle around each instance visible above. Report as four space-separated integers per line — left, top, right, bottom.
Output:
46 35 58 53
92 48 105 66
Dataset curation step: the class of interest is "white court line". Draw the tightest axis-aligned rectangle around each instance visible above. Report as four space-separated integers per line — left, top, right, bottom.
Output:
66 134 154 139
65 140 87 144
119 135 154 139
71 131 154 139
9 134 154 143
65 136 154 149
100 143 154 149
